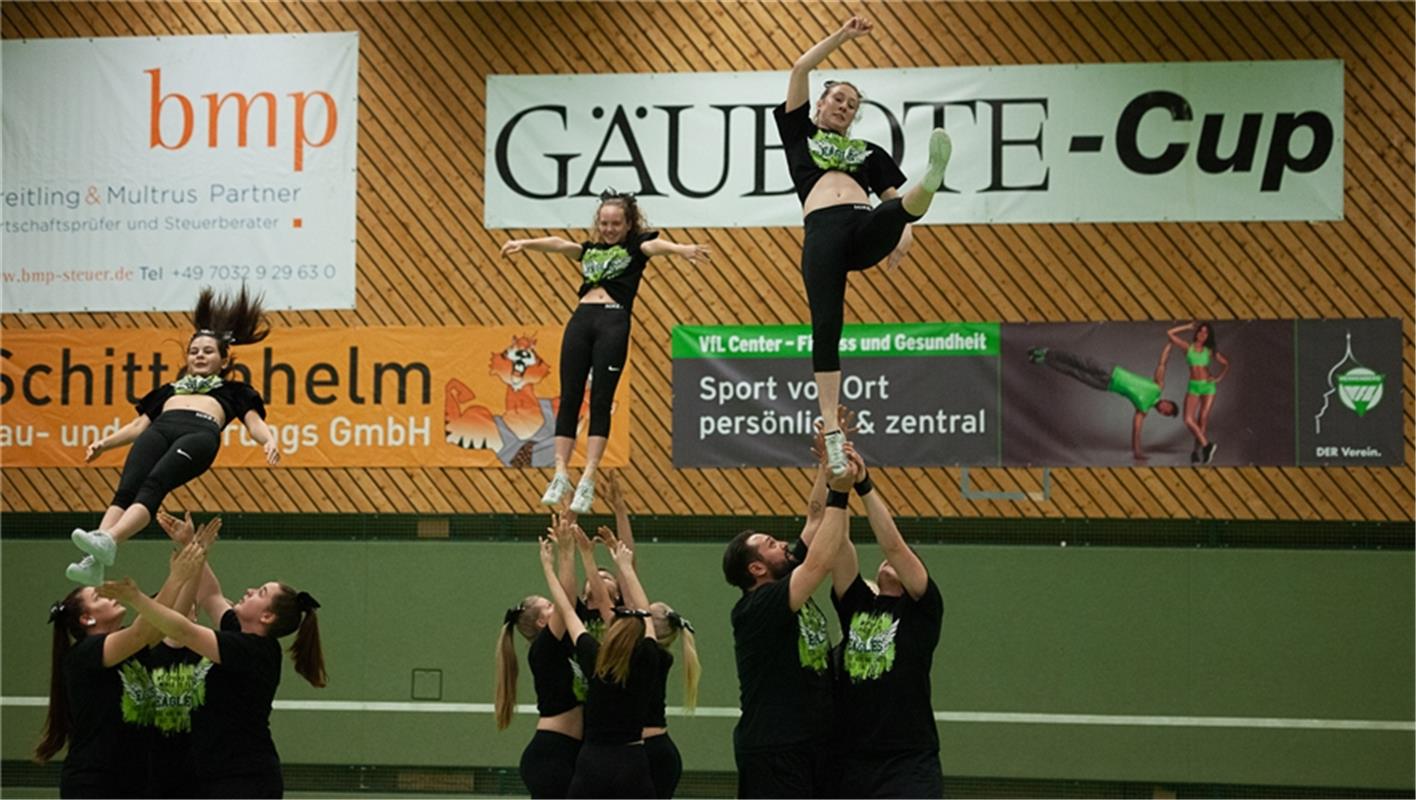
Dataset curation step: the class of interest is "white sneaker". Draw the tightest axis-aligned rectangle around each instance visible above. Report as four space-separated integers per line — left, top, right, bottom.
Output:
66 555 105 586
540 473 573 507
569 476 596 515
923 128 953 191
72 528 117 566
823 430 848 477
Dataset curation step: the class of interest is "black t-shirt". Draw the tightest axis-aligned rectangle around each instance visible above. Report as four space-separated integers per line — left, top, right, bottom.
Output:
528 627 583 716
59 634 147 794
644 645 674 728
576 230 660 309
189 610 282 779
136 643 206 797
575 631 658 745
136 380 267 426
774 102 907 205
831 574 944 753
731 539 834 751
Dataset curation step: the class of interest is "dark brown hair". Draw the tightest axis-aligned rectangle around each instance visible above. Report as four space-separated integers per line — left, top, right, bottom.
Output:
34 588 86 764
267 584 326 688
189 285 270 376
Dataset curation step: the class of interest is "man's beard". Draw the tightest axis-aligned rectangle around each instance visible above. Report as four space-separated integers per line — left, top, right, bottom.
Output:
768 556 794 580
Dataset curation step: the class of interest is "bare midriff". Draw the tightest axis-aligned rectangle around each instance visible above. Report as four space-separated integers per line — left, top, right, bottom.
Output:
162 394 227 426
802 171 870 216
579 287 615 304
537 705 584 739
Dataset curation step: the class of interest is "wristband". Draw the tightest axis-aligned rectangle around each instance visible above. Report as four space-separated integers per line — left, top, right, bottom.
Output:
826 490 850 509
854 475 874 497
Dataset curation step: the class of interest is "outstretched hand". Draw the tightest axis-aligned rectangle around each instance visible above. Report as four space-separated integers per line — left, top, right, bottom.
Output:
157 511 196 544
500 240 525 257
838 15 873 40
263 440 281 466
97 577 141 603
538 536 555 568
169 539 209 584
83 439 106 463
603 471 627 513
683 243 712 264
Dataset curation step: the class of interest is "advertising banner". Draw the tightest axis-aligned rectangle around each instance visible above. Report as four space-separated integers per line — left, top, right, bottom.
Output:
2 33 359 313
1 327 630 468
673 320 1401 468
487 61 1343 228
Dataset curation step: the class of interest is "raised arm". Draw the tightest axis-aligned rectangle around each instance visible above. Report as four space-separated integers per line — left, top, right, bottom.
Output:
603 472 635 565
539 537 586 643
157 512 232 624
786 16 874 112
1167 322 1195 350
789 459 858 611
850 450 928 599
1153 342 1174 387
610 541 650 611
500 236 582 259
640 237 711 264
243 410 281 465
575 525 616 624
84 414 151 462
98 540 221 663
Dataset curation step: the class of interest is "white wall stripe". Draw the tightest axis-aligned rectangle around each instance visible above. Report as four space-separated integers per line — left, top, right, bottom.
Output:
3 696 1411 731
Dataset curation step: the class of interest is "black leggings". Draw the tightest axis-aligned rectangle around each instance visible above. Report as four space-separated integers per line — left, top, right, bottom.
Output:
520 729 582 798
199 768 284 799
801 198 921 372
1042 348 1112 391
566 741 655 799
111 410 222 515
555 303 631 439
644 733 682 798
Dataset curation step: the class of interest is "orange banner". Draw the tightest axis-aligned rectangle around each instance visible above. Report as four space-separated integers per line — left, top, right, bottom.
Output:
0 327 631 468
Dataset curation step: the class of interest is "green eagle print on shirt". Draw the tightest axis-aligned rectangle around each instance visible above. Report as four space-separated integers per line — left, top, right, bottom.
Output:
808 130 870 173
120 658 213 733
844 612 902 682
797 601 830 673
581 246 632 284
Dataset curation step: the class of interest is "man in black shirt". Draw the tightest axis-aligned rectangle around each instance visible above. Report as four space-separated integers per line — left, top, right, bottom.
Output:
723 456 858 798
829 448 944 797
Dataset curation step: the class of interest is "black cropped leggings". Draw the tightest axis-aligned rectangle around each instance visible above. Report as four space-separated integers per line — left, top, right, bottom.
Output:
555 303 631 439
111 410 222 515
801 198 921 372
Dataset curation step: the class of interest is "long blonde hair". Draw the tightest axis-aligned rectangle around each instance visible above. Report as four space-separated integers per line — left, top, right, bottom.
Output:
594 612 647 686
494 595 545 730
650 602 700 713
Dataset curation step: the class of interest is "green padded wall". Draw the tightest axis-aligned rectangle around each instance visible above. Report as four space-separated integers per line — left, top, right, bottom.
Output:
3 538 1411 789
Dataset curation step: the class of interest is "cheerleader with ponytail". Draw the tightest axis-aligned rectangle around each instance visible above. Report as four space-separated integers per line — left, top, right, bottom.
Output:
100 517 326 799
67 286 280 585
37 523 218 798
643 603 701 798
495 515 593 798
539 528 659 798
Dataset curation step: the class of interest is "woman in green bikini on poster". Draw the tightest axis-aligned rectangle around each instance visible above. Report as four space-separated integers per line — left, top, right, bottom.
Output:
1167 322 1230 464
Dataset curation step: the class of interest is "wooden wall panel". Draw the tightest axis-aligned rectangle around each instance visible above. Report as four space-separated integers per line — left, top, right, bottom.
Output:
2 2 1411 521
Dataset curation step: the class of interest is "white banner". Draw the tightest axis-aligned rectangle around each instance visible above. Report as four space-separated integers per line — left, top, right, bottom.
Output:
2 33 359 312
485 61 1343 228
